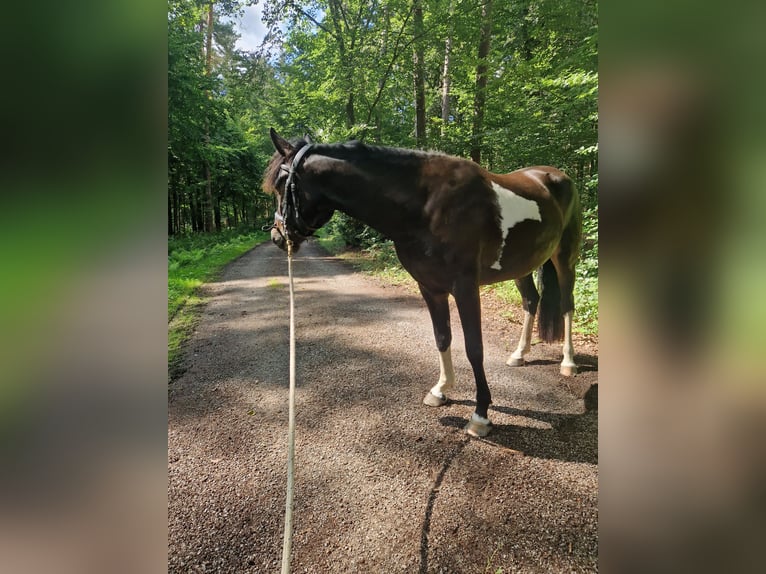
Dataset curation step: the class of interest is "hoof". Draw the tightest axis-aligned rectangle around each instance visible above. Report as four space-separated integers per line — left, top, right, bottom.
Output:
560 364 578 377
506 356 525 367
464 414 492 437
423 391 447 407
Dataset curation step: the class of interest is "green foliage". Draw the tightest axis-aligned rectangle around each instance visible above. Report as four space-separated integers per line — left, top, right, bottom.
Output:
167 0 598 334
316 229 414 288
481 281 523 317
574 207 598 335
314 227 348 255
168 0 274 234
168 229 269 374
323 212 387 249
168 228 267 318
484 541 504 574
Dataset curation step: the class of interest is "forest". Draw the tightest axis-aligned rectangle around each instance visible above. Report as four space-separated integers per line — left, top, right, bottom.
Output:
167 0 597 324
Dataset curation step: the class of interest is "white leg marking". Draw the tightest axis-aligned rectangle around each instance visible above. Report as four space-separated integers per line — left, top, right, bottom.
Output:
465 412 493 437
508 310 534 365
560 311 577 373
490 182 542 270
429 347 455 399
470 412 491 426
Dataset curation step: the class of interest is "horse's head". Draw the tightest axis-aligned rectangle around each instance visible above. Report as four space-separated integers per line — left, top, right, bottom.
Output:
263 128 334 253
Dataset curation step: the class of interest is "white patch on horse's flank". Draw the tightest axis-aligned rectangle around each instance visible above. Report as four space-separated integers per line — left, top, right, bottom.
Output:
490 181 542 270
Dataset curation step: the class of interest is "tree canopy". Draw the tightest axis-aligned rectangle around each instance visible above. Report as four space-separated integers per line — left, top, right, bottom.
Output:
168 0 597 235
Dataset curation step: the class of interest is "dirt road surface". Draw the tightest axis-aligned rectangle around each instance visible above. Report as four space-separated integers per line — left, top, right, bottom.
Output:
168 240 598 573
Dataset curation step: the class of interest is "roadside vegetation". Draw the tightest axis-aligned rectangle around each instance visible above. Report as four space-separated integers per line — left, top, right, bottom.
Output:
316 211 598 337
168 229 269 377
315 215 415 289
169 0 598 341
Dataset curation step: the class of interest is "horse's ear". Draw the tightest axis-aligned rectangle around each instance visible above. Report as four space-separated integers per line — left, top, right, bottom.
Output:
270 128 293 156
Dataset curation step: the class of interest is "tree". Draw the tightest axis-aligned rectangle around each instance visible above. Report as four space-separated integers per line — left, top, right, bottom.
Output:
168 0 273 235
470 0 493 164
204 1 216 232
168 0 598 236
412 0 426 147
440 0 455 137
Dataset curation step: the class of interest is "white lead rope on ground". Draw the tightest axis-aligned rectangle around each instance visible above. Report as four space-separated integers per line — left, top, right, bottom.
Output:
281 240 297 574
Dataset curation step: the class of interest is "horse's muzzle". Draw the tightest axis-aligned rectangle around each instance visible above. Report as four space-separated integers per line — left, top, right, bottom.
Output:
271 228 287 250
271 228 302 253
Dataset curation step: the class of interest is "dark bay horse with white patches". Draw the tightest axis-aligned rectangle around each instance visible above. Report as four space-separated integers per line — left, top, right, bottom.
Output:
263 128 581 437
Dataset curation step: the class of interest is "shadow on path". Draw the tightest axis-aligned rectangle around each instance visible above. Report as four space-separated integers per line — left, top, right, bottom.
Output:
419 436 470 574
437 383 598 465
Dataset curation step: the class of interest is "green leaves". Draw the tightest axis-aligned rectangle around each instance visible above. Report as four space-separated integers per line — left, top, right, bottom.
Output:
167 0 598 329
167 229 270 375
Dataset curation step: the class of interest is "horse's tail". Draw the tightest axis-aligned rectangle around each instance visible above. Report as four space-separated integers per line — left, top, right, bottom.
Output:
538 259 564 343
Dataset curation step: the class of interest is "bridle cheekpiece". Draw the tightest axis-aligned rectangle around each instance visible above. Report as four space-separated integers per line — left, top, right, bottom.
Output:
268 143 315 242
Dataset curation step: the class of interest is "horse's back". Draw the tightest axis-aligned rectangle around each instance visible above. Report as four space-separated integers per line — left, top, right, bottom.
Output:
493 166 577 228
473 166 578 282
501 165 573 203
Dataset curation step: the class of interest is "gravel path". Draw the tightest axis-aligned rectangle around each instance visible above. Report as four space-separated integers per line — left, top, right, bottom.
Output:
168 240 598 573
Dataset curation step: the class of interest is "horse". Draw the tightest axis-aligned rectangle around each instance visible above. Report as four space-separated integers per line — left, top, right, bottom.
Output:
262 128 581 437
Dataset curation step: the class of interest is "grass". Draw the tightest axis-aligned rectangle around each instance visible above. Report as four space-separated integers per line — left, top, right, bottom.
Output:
315 231 415 288
168 229 269 377
484 541 504 574
481 281 523 321
316 229 598 337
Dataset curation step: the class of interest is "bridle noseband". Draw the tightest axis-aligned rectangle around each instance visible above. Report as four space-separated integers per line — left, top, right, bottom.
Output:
266 143 316 243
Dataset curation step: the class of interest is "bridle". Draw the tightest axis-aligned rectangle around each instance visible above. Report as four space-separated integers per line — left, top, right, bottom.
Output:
264 143 317 243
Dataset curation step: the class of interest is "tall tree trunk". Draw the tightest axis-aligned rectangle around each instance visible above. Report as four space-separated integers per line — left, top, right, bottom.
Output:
327 0 355 131
412 0 426 148
203 161 214 231
168 193 174 235
178 185 185 233
373 6 391 144
169 170 180 235
441 0 455 137
174 188 181 234
190 191 199 232
345 93 355 129
214 193 222 231
203 2 215 232
470 0 493 164
520 3 534 62
176 182 184 233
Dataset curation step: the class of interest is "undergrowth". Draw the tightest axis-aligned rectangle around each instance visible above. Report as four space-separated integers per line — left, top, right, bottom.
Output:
168 228 269 377
574 206 598 336
315 229 415 288
316 208 599 337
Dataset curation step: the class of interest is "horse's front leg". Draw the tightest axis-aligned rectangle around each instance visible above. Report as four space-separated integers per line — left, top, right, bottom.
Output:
418 284 455 407
453 275 493 437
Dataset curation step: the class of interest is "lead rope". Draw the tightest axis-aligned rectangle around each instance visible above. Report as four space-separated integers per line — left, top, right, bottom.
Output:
281 239 297 574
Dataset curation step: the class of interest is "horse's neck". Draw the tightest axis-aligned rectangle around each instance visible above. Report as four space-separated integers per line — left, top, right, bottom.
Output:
313 157 421 239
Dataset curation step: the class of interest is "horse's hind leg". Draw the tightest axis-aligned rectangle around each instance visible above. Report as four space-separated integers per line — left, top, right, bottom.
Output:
552 249 577 376
418 284 455 407
507 274 539 367
561 311 576 376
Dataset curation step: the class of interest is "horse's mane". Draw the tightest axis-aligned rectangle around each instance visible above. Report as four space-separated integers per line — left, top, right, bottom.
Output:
263 137 443 195
314 140 439 163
